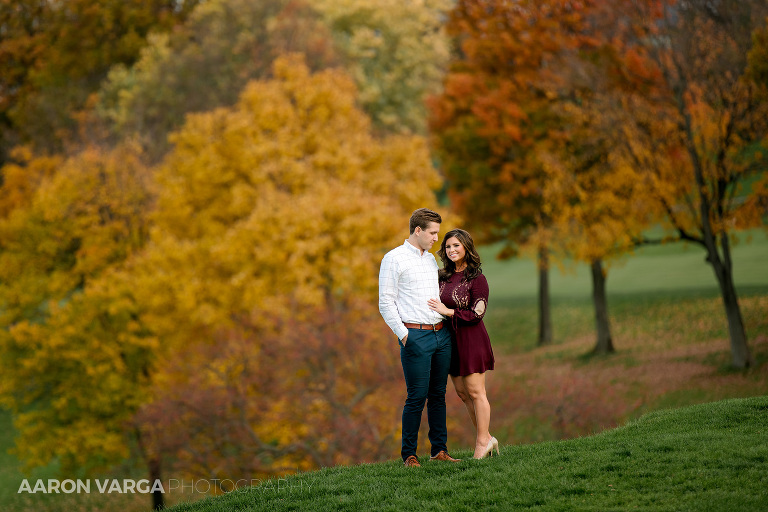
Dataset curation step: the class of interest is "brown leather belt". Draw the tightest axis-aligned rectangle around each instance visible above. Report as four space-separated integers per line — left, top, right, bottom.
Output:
404 321 443 331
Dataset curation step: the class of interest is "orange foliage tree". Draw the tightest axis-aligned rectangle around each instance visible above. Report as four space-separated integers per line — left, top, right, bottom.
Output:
532 5 665 355
429 0 601 346
607 0 768 368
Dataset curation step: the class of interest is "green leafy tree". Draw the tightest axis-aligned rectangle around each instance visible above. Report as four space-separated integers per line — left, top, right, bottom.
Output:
314 0 452 135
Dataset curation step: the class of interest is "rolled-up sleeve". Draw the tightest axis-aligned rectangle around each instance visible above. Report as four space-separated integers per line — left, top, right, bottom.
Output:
379 253 408 340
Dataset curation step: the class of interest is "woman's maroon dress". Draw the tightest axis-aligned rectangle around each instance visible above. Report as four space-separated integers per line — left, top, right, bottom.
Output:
439 270 495 376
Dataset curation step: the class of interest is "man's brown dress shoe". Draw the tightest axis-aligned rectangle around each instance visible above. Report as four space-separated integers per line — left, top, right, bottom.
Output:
404 455 421 467
430 450 461 462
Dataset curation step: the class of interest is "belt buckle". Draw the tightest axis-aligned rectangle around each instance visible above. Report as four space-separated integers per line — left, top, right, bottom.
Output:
432 323 437 331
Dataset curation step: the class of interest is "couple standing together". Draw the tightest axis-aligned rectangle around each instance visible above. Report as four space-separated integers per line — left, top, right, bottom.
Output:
379 208 497 467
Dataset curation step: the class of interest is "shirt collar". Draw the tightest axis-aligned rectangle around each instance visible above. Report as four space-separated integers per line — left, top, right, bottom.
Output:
403 239 429 257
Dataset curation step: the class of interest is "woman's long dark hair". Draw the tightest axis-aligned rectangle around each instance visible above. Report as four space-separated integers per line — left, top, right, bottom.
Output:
437 229 482 282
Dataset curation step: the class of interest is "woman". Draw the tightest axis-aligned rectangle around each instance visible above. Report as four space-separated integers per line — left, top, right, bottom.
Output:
428 228 498 459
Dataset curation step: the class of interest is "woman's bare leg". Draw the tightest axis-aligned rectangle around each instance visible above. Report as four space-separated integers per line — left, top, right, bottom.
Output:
451 375 477 430
463 372 491 458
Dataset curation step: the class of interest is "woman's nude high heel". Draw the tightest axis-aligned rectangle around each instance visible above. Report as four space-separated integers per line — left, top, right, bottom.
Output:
474 436 499 459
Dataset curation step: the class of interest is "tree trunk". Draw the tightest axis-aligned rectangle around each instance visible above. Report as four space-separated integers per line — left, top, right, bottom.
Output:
674 69 753 368
693 163 752 368
137 428 165 511
709 232 753 368
590 259 614 354
149 455 164 511
538 245 553 346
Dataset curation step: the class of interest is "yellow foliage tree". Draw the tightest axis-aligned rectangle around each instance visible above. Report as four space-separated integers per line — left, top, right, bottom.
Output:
137 54 440 338
0 143 152 474
1 52 445 493
0 146 62 218
126 54 444 478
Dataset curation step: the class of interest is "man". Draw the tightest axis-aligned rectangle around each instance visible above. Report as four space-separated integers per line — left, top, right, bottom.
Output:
379 208 460 467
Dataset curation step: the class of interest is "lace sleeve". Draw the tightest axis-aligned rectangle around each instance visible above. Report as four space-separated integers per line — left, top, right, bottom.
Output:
452 274 489 326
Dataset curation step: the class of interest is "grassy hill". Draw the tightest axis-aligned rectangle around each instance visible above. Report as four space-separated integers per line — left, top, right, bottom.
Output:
166 396 768 511
1 230 766 511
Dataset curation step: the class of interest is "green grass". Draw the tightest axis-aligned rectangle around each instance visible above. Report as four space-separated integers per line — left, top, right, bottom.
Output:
481 228 768 352
0 409 155 512
165 396 768 511
0 410 66 510
0 410 21 505
480 228 768 300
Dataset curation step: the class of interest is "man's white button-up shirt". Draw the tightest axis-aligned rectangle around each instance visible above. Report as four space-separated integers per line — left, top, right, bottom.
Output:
379 240 444 340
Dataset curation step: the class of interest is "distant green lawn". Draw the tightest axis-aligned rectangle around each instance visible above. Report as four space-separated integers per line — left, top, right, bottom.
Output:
480 228 768 352
165 396 768 512
480 228 768 300
0 412 55 510
0 410 21 506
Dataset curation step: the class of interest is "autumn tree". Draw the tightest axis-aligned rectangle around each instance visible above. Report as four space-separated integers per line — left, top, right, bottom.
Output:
0 146 62 218
0 0 198 162
110 55 443 482
0 144 155 482
138 54 441 335
93 0 453 164
137 299 402 482
526 3 668 355
610 0 768 368
92 0 338 162
538 100 661 354
430 0 599 345
0 143 150 328
1 54 444 507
